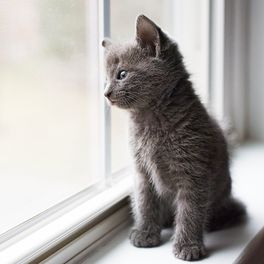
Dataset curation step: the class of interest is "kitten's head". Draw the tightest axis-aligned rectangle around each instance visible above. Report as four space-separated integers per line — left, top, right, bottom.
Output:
102 15 184 110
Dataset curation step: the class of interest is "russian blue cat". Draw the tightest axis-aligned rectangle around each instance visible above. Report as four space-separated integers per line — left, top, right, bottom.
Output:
102 15 245 261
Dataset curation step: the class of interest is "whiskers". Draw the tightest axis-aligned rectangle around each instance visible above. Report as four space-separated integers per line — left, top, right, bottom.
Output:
115 90 149 108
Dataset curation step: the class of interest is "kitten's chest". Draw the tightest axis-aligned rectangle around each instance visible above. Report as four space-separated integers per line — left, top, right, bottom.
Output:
130 112 166 151
131 128 175 195
130 117 189 190
130 123 169 181
131 124 160 167
132 127 157 157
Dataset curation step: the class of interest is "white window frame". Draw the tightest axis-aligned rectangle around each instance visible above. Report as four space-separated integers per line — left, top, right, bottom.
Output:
209 0 248 141
99 0 112 185
0 0 249 263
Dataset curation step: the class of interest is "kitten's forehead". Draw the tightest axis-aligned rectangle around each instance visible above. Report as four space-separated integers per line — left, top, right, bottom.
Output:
105 42 144 67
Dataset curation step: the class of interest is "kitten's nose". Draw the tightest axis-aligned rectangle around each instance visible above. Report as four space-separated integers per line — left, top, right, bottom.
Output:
104 90 112 98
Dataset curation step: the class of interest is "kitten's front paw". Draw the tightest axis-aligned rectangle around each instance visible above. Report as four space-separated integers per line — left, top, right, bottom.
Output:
173 243 207 261
129 229 161 248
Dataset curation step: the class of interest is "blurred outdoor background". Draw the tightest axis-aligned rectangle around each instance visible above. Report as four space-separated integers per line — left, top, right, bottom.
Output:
0 0 95 233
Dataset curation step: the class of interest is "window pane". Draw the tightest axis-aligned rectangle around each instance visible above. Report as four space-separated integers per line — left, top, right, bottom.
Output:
172 0 209 103
0 0 100 234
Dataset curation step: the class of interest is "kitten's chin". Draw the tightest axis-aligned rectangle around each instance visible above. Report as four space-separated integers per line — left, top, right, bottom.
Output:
107 98 144 110
107 99 133 110
114 102 132 110
105 99 127 109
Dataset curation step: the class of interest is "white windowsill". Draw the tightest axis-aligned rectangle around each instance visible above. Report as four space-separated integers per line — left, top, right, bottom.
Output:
81 142 264 264
0 173 132 263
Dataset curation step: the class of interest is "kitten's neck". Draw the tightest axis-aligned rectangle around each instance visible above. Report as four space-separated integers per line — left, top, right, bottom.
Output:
129 78 202 128
156 77 194 107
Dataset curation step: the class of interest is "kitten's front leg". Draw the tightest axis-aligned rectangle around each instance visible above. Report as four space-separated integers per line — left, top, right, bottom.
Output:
173 188 208 261
130 168 161 248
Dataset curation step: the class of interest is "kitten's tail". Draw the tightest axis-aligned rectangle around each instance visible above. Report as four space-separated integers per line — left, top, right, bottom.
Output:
207 198 247 232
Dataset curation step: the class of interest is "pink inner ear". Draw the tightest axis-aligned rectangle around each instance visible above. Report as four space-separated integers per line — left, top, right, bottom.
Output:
136 15 162 56
140 23 157 42
138 19 158 44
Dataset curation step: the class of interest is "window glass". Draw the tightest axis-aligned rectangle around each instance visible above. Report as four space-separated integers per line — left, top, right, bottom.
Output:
172 0 209 103
0 0 100 234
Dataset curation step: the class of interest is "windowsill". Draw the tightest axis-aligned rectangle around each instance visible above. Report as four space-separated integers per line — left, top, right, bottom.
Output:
80 142 264 263
0 170 132 263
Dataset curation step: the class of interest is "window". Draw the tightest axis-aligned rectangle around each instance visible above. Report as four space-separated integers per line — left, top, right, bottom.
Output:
0 0 103 235
0 0 212 262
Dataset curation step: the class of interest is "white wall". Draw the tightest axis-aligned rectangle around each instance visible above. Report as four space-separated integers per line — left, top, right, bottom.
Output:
248 0 264 141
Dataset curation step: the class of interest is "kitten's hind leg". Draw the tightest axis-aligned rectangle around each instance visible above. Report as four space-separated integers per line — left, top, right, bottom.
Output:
206 197 246 232
130 168 162 248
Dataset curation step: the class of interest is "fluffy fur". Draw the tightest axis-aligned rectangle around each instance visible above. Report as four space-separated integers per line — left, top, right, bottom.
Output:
102 15 246 261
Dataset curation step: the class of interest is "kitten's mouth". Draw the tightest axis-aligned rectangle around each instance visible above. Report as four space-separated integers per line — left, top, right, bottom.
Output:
106 97 118 105
107 98 131 109
105 95 132 109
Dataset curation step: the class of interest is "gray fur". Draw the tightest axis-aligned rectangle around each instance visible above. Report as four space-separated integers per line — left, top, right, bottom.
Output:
102 15 246 261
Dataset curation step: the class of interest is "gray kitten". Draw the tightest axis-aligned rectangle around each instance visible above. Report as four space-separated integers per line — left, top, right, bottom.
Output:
102 15 246 261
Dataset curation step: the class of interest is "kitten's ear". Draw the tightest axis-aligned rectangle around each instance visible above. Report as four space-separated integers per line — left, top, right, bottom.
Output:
136 15 166 56
102 38 112 49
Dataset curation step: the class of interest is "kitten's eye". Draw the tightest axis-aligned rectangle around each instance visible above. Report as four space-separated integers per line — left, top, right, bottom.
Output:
117 70 127 80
